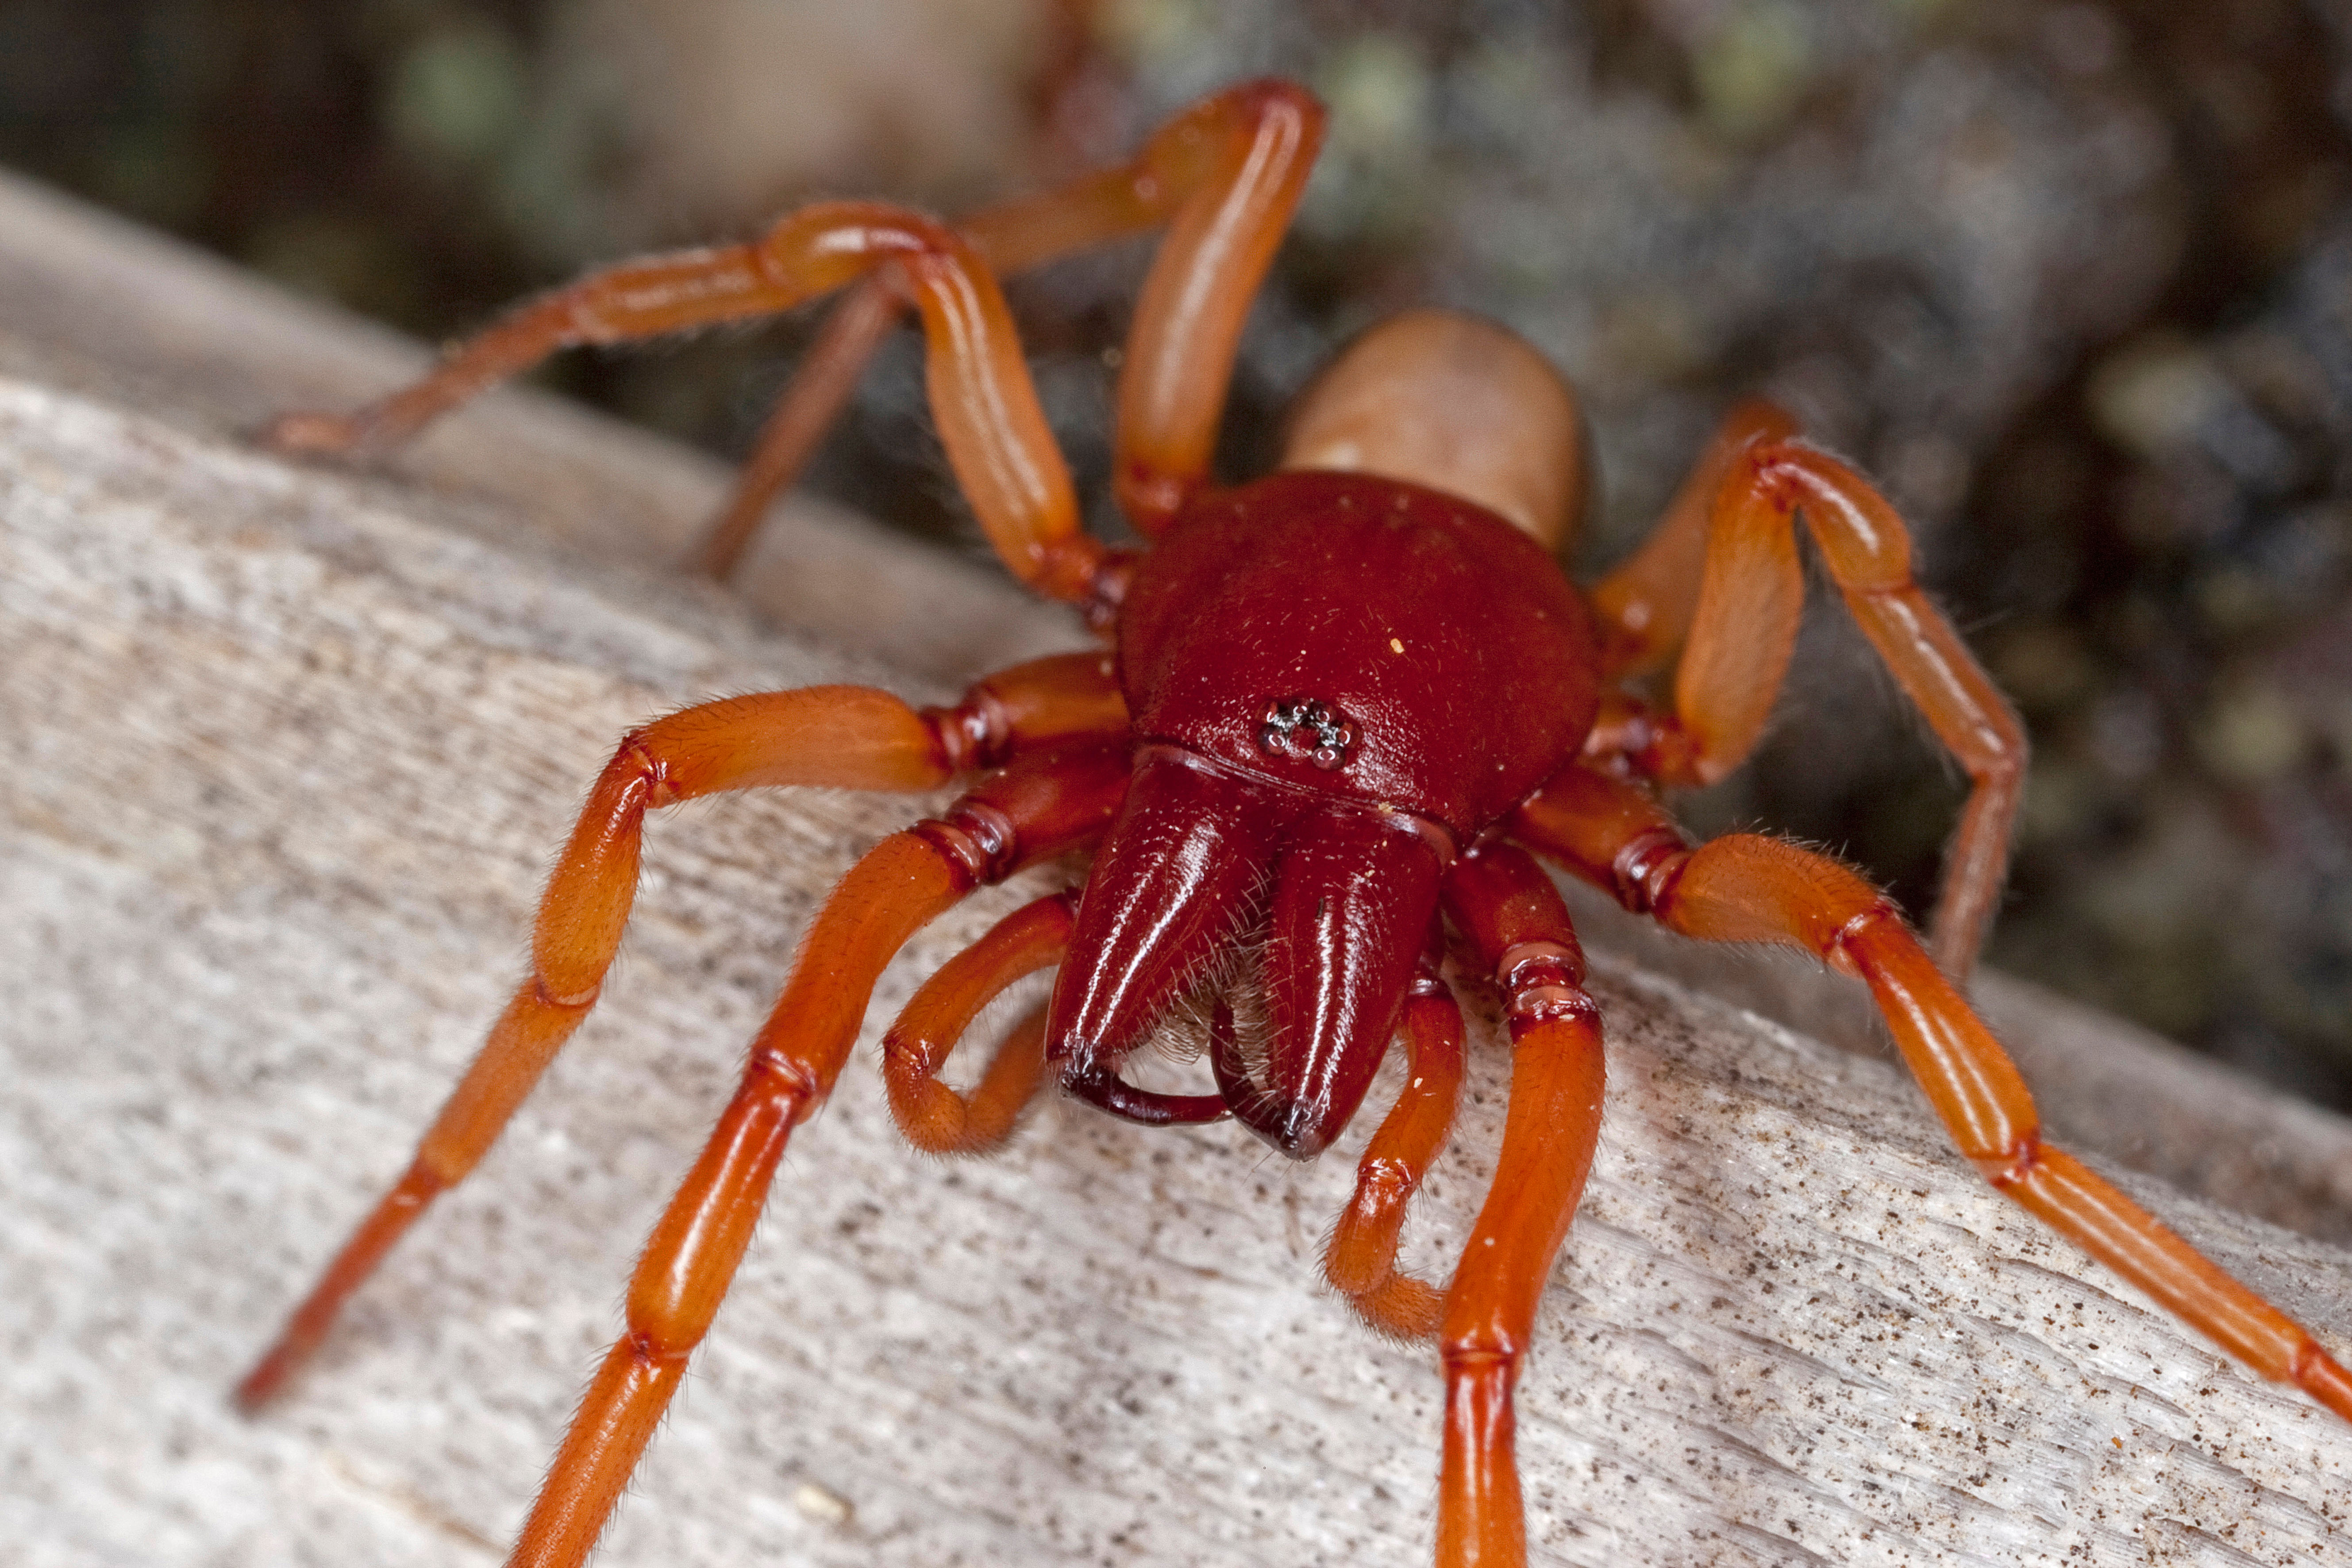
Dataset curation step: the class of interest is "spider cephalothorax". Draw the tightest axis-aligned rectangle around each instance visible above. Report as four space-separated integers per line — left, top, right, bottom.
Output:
1049 463 1600 1159
237 76 2352 1568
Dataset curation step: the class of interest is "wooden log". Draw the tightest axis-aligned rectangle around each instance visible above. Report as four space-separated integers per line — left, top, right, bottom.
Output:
5 170 2352 1566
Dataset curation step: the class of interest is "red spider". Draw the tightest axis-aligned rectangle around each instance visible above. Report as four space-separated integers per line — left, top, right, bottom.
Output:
234 77 2352 1568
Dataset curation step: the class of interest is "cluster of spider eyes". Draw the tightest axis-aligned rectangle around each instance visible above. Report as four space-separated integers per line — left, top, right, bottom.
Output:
1259 697 1357 770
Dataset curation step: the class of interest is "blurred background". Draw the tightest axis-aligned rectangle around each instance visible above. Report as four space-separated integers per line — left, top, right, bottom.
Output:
7 0 2352 1109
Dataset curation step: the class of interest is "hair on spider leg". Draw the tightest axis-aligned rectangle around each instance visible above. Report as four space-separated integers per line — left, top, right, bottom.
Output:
893 967 1063 1153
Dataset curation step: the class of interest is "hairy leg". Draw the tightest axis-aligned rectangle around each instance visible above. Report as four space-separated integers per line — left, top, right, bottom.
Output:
267 202 1113 601
1432 846 1609 1568
504 744 1132 1568
1585 399 1796 676
1582 416 2023 977
882 890 1076 1154
702 79 1324 573
693 276 901 579
1323 935 1465 1342
264 80 1320 587
1101 80 1322 533
1513 763 2352 1425
236 653 1121 1407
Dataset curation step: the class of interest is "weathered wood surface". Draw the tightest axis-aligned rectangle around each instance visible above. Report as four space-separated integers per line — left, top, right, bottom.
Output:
6 171 2352 1567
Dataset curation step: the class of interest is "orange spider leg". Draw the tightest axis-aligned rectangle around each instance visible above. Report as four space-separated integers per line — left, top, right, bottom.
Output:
1785 448 2026 975
1323 936 1466 1342
1102 79 1323 534
271 202 1114 601
1585 398 1798 676
1604 426 2025 976
507 743 1131 1568
235 652 1122 1409
1432 845 1609 1568
1512 763 2352 1426
269 81 1320 586
701 77 1324 569
882 889 1077 1154
693 275 901 578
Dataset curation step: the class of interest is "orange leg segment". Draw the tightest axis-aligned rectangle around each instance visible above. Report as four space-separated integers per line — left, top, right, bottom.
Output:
1104 80 1323 534
1512 763 2352 1427
1433 846 1609 1568
268 202 1112 601
1586 399 1798 677
503 743 1131 1568
693 275 902 579
705 77 1325 567
699 156 1191 445
1324 937 1466 1342
235 655 1122 1410
1626 435 2024 976
268 80 1322 586
882 890 1076 1155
